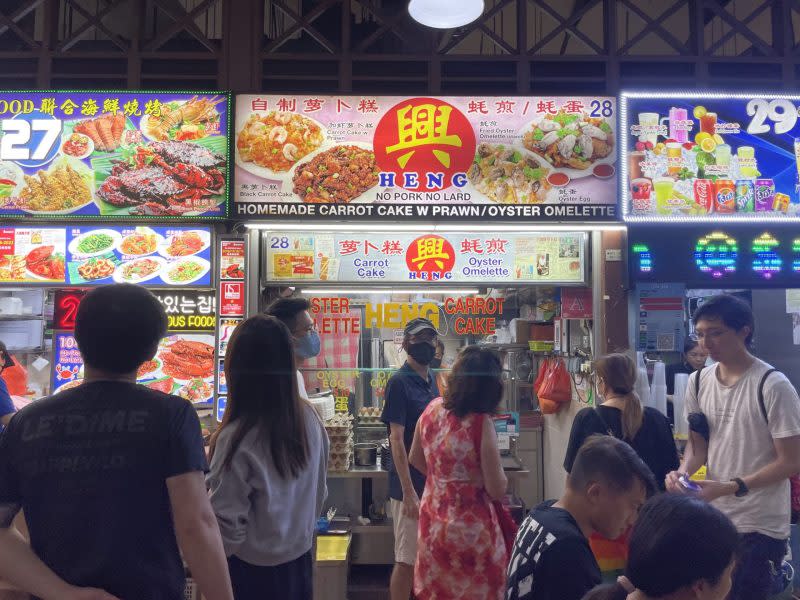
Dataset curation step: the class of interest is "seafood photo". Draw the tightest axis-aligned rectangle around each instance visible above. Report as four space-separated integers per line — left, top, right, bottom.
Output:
119 230 158 255
143 96 224 141
144 377 174 394
522 111 614 170
159 339 214 381
467 143 552 204
178 378 214 403
77 257 115 281
18 163 92 213
237 111 324 173
137 359 160 379
0 255 25 281
25 246 66 280
292 145 379 203
61 133 93 159
74 112 126 152
119 258 161 282
97 140 225 216
163 230 207 257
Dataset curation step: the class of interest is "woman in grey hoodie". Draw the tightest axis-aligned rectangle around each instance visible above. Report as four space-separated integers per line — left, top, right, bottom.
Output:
207 314 329 600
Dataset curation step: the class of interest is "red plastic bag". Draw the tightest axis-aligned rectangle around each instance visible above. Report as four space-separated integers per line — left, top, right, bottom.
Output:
534 358 551 393
539 397 563 415
538 358 572 404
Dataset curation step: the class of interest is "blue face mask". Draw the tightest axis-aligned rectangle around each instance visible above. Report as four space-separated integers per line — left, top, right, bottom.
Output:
295 330 321 359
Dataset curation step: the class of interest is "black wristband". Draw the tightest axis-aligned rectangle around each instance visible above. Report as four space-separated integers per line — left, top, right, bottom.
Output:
731 477 749 497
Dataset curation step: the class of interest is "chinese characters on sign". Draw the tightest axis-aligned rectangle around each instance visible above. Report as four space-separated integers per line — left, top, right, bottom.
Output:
0 91 230 220
265 231 586 284
235 95 617 222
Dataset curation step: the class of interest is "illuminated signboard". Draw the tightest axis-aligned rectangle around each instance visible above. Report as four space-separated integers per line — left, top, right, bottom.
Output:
0 91 230 220
234 95 617 222
263 230 587 285
621 92 800 223
53 289 86 330
630 225 800 287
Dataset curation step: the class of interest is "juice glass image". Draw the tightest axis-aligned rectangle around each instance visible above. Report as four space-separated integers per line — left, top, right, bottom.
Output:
666 142 683 175
700 112 717 135
738 146 758 178
715 144 731 175
661 107 689 143
630 178 653 213
653 177 676 215
638 112 659 145
628 151 646 180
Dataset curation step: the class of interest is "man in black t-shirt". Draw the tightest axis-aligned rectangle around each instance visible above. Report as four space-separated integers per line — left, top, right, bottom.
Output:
506 436 656 600
0 284 233 600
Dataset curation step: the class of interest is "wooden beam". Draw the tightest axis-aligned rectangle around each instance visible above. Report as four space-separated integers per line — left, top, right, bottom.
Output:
0 0 44 47
263 0 339 55
705 0 773 56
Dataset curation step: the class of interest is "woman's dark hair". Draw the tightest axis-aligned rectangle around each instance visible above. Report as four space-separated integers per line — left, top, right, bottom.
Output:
683 336 699 354
443 346 503 418
208 314 309 479
264 296 311 333
75 284 167 373
693 294 754 346
595 353 643 441
581 494 738 600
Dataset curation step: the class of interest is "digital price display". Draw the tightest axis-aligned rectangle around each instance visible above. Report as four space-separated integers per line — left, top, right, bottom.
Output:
630 225 800 287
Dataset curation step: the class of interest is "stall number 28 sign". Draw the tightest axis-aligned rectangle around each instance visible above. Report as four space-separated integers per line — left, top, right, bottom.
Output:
0 116 61 166
747 99 800 135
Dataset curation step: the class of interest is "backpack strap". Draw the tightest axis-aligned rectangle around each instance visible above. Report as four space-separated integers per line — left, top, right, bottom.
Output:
693 366 706 400
593 407 615 438
757 368 779 423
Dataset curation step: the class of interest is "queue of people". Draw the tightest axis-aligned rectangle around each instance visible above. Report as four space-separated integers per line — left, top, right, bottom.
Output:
0 285 798 600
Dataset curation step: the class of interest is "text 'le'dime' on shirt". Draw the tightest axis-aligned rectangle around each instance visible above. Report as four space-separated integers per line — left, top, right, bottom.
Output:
505 501 601 600
0 381 208 600
687 359 800 540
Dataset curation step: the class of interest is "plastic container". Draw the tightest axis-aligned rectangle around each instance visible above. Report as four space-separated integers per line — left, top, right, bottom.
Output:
651 361 668 417
673 373 690 438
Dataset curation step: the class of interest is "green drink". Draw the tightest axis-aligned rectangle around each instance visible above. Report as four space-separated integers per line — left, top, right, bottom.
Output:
654 177 675 214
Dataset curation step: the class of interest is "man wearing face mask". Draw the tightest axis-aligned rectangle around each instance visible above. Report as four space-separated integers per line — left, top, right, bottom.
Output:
264 297 321 401
381 318 440 600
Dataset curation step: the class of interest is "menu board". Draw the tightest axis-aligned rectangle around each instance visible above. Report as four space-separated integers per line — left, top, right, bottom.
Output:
0 227 66 283
234 95 617 222
51 331 216 406
0 91 229 219
622 92 800 221
264 231 586 285
65 225 212 287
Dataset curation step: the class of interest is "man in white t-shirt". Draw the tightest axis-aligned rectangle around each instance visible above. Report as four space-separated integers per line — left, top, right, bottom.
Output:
265 297 321 400
666 294 800 600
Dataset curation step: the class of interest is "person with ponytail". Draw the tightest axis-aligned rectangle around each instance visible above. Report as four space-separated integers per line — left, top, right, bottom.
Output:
581 494 738 600
564 353 679 580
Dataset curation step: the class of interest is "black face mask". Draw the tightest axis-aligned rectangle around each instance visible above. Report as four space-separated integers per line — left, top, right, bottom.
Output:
407 342 435 366
429 358 442 369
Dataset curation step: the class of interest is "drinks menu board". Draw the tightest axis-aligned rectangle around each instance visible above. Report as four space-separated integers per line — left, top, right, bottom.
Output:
622 92 800 221
263 231 587 285
0 91 229 219
235 95 617 222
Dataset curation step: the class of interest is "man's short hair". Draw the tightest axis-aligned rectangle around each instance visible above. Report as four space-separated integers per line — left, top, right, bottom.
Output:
75 284 167 374
568 435 656 497
692 294 754 346
264 297 310 332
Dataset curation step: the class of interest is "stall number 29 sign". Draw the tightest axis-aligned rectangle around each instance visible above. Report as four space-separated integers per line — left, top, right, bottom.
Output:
747 99 800 135
0 115 61 166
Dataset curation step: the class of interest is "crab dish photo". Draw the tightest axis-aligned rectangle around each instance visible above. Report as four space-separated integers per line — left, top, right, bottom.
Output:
159 338 214 381
97 140 226 216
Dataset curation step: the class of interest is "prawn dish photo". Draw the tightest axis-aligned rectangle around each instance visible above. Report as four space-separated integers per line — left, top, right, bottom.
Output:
163 230 207 257
467 143 552 204
25 246 66 280
522 111 614 170
77 257 115 281
96 140 226 216
136 359 161 379
74 112 126 153
142 95 224 141
18 163 93 213
292 145 379 203
236 111 324 173
119 230 158 255
159 339 214 381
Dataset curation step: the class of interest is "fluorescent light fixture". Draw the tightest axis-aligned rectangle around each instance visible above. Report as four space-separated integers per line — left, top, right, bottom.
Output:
244 223 626 232
300 288 480 295
408 0 484 29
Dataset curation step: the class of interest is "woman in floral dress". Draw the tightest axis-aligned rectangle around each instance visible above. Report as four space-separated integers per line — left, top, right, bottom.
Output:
409 346 509 600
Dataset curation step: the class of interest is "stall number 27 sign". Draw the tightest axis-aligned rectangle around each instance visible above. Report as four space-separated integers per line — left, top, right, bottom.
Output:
0 116 61 166
747 99 800 135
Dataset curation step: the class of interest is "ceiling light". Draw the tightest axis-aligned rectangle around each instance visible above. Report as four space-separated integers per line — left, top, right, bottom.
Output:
408 0 484 29
300 288 480 295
